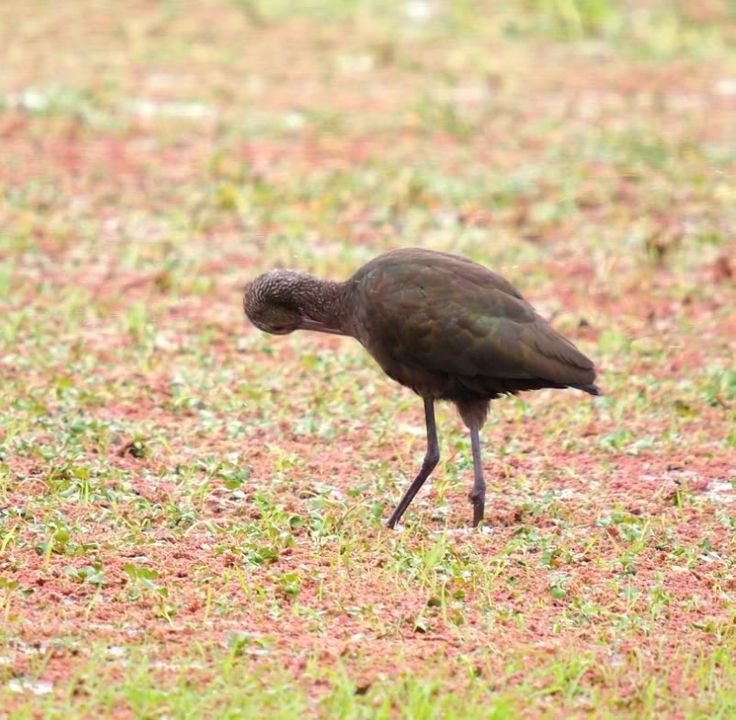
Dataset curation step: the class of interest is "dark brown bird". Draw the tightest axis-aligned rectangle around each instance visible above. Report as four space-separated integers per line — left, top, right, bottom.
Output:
244 248 600 528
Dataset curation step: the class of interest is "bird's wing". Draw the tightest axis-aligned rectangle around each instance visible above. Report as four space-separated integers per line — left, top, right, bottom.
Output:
357 257 595 388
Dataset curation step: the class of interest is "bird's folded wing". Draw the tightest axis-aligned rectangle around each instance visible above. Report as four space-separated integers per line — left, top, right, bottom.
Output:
365 269 595 387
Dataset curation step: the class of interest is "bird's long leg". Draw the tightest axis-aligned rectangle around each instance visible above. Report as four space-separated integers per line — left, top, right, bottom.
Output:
469 427 485 527
387 398 439 529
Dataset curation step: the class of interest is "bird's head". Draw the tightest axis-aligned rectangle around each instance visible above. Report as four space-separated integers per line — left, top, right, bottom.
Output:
243 270 304 335
243 269 345 336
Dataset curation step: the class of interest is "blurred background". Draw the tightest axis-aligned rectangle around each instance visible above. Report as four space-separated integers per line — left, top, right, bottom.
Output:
1 1 735 714
3 0 734 281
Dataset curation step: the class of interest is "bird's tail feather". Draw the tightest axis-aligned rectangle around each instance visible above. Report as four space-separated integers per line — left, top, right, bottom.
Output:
572 383 602 396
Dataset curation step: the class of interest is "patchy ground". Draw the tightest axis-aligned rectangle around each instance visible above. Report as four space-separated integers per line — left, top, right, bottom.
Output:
1 0 735 716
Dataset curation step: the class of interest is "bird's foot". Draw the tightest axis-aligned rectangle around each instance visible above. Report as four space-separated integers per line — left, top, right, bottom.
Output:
468 490 485 528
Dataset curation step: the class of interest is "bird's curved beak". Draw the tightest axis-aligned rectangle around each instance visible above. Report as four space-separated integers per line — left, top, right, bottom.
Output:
299 318 346 335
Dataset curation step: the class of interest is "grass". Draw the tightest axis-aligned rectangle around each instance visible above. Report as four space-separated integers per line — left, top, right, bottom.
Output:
1 0 735 716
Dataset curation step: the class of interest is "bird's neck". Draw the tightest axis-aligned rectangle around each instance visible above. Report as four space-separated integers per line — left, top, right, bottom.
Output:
293 275 351 333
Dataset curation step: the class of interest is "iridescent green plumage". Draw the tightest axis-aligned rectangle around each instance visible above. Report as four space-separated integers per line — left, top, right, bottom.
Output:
346 249 597 404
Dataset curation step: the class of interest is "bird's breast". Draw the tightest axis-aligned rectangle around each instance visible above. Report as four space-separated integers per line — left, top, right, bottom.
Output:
351 331 457 400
